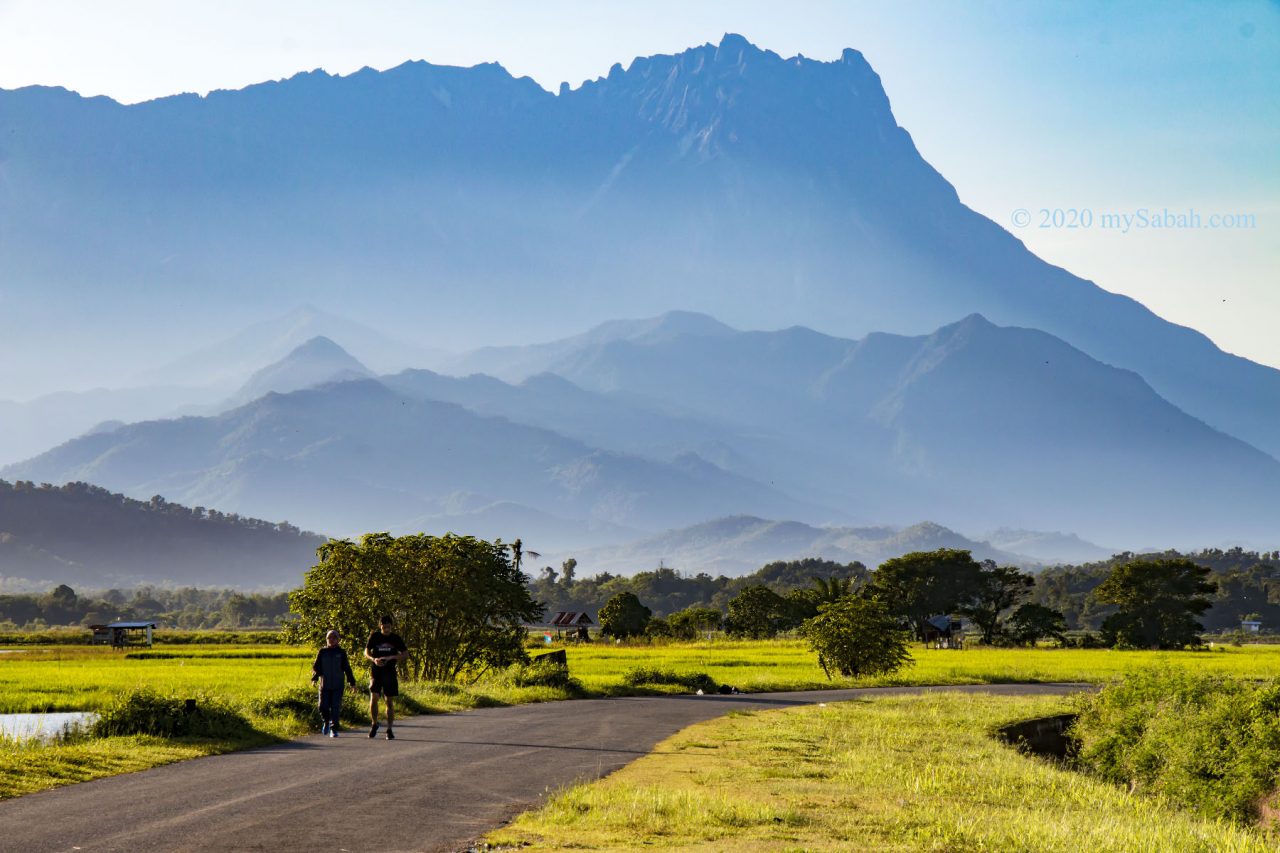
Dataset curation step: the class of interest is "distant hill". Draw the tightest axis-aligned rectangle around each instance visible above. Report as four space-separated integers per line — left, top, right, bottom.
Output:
554 515 1034 577
0 480 325 588
447 312 1280 546
227 335 372 406
2 380 817 544
984 528 1114 565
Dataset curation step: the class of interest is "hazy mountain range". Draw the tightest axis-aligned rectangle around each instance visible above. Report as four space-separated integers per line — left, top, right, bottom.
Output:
2 34 1277 585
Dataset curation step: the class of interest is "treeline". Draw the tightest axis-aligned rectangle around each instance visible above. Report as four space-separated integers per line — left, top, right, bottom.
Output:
527 557 868 619
1032 547 1280 632
0 480 324 588
0 584 290 631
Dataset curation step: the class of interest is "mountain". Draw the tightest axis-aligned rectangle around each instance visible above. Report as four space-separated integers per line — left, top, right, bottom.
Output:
2 35 1277 461
1 378 816 545
446 312 1280 546
983 529 1114 565
0 480 324 588
556 515 1032 577
140 305 443 391
0 385 217 468
227 335 371 406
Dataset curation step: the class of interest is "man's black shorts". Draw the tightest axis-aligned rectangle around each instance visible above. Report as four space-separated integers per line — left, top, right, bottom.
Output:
369 666 399 697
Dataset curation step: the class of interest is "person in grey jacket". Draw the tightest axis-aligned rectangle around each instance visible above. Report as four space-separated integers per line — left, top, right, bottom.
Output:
311 629 357 737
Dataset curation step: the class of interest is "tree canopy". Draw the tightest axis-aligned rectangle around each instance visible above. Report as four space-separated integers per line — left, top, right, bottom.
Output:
285 532 543 681
867 549 986 640
1093 558 1216 649
598 591 652 639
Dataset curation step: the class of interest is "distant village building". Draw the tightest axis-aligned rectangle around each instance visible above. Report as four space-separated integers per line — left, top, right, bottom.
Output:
546 611 594 641
1242 619 1263 634
90 621 156 648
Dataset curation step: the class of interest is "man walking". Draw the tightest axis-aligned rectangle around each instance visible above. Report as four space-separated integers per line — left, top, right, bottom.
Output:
310 629 356 737
365 614 408 740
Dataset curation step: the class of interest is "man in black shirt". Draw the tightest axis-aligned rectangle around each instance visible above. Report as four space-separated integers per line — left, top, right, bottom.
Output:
365 614 408 740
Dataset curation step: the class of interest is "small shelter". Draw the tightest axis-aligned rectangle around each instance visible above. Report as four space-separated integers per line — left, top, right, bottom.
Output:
1242 619 1263 634
922 615 964 649
548 611 594 641
90 621 157 648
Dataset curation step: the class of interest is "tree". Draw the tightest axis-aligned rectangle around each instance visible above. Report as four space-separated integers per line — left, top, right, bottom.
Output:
560 558 577 587
725 585 792 639
868 549 986 640
961 565 1035 644
598 591 652 639
1005 603 1067 646
802 597 911 679
285 532 543 681
666 606 723 639
1093 558 1217 649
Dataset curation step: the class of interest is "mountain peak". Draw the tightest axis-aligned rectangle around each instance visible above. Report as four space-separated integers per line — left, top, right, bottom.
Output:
228 336 371 405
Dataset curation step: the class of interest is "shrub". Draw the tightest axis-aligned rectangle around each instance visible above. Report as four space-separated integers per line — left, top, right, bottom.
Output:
1072 669 1280 823
801 596 911 679
621 667 717 693
505 659 585 694
91 689 255 739
252 685 369 728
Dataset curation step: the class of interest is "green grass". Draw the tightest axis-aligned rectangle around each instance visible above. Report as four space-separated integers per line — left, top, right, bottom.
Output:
563 638 1280 693
488 691 1275 851
8 639 1280 807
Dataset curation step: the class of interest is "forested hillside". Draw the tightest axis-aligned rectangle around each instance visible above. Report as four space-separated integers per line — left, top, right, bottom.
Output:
0 480 324 588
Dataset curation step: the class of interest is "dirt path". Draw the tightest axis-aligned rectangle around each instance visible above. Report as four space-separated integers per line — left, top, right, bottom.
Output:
0 683 1085 853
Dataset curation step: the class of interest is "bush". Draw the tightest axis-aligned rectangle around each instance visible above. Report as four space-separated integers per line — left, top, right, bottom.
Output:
252 685 369 728
505 658 585 694
91 689 256 739
621 667 717 693
1072 669 1280 823
801 596 911 679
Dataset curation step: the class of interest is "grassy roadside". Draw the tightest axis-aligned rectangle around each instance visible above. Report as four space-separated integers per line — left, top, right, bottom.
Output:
487 692 1275 852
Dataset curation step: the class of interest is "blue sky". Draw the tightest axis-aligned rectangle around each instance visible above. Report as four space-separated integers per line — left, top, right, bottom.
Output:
1 0 1276 366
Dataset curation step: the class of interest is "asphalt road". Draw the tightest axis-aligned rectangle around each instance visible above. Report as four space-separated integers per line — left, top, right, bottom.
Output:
0 683 1085 853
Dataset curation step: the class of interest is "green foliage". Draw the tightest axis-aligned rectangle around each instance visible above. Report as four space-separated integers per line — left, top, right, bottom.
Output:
801 596 911 679
598 592 652 639
251 685 369 727
621 667 717 693
868 549 986 640
1073 669 1280 824
666 606 723 639
90 689 255 739
285 532 543 682
505 658 585 693
1094 559 1216 649
725 585 793 639
961 565 1034 644
1006 603 1067 646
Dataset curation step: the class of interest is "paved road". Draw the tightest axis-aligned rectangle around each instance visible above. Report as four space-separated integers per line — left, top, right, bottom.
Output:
0 683 1085 853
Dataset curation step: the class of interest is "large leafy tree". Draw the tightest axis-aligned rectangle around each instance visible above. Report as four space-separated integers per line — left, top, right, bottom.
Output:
725 584 794 639
598 591 652 638
1093 558 1217 649
802 597 911 679
1006 603 1067 646
285 532 543 681
961 565 1035 644
867 549 986 640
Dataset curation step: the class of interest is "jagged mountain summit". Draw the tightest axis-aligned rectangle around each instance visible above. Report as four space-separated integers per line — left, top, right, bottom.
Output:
2 34 1277 462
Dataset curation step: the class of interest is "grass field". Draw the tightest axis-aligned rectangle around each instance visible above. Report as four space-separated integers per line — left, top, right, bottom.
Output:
9 639 1280 714
7 639 1280 807
488 691 1276 851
